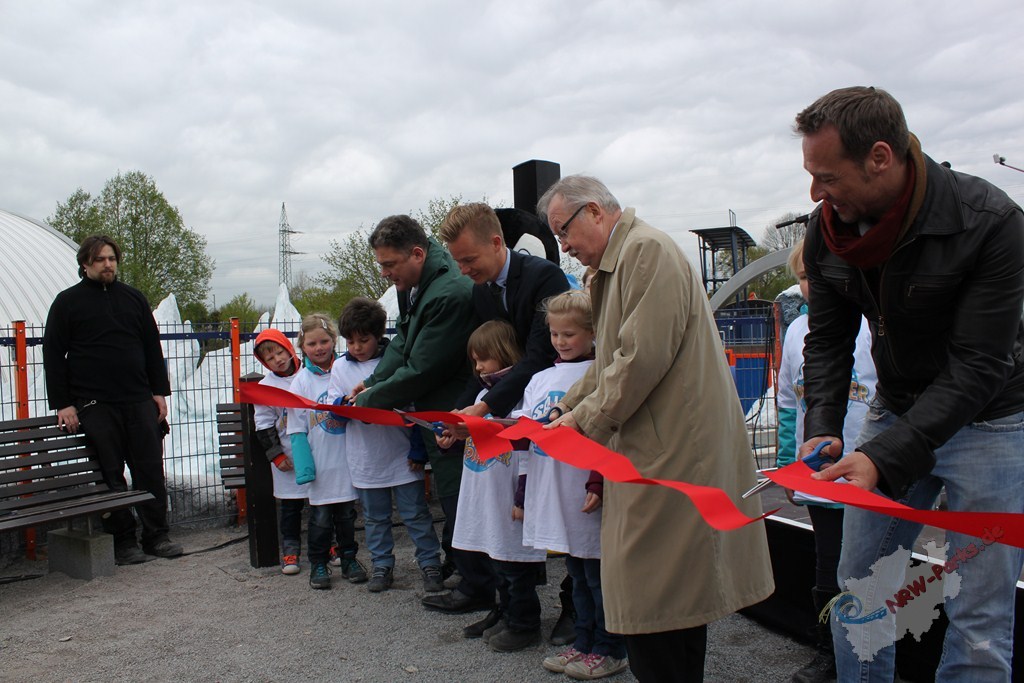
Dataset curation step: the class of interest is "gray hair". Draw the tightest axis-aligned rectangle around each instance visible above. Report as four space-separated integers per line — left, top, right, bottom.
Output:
537 175 621 221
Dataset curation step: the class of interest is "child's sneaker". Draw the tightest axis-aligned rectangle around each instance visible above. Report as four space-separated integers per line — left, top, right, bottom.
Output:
367 565 394 593
309 562 332 590
340 557 368 583
328 545 342 567
281 554 301 575
543 646 584 673
421 564 444 592
564 653 629 680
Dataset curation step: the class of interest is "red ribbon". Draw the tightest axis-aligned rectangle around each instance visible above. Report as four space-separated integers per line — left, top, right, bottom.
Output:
240 383 1024 549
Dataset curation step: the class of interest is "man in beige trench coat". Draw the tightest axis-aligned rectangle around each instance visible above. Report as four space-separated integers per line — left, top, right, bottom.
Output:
540 175 774 682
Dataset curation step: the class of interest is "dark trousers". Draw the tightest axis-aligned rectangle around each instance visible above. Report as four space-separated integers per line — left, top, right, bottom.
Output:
807 504 844 594
565 556 626 658
624 625 708 682
308 500 357 565
438 493 458 565
78 399 169 549
492 559 543 632
454 548 498 601
279 498 304 556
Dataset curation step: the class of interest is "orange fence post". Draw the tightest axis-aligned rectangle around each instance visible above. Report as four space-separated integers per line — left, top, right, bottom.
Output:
13 321 36 560
230 318 247 525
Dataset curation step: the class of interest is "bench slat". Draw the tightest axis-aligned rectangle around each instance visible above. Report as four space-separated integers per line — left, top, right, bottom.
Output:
0 473 107 507
0 490 154 532
0 446 97 473
0 416 59 431
0 434 93 458
0 459 98 486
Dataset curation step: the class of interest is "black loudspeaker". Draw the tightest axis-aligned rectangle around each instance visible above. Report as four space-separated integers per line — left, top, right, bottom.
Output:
513 160 560 215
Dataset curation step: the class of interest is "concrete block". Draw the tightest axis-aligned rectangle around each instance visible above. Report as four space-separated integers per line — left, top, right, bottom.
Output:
47 528 115 580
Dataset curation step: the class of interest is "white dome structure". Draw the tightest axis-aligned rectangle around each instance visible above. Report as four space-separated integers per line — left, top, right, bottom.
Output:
0 209 79 324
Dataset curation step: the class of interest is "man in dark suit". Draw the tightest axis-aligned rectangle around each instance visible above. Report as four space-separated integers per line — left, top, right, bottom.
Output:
423 203 572 643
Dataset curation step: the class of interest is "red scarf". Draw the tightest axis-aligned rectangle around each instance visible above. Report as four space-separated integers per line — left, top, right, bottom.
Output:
819 162 916 269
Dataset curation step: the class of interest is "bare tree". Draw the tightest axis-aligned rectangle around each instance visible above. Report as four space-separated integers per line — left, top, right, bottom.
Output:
761 211 807 252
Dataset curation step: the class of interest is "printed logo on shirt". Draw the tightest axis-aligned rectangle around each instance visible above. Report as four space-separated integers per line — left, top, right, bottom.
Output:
794 364 872 412
310 390 347 434
463 437 513 473
529 390 565 458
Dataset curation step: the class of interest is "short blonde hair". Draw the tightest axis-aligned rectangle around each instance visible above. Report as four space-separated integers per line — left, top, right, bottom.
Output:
439 203 503 246
467 320 522 373
543 290 593 332
298 312 338 355
787 239 805 278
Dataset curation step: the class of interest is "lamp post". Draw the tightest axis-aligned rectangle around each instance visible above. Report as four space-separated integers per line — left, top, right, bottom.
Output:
993 154 1024 174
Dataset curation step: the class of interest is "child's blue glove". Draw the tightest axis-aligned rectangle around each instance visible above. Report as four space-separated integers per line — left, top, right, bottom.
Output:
407 426 429 464
289 432 316 485
330 396 351 426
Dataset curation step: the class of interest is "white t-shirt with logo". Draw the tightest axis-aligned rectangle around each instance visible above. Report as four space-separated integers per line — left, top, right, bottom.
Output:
286 365 357 506
453 388 547 562
327 354 422 490
514 360 602 559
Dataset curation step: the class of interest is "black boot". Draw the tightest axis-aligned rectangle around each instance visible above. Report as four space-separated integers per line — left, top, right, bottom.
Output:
549 575 576 645
792 587 837 683
463 607 503 639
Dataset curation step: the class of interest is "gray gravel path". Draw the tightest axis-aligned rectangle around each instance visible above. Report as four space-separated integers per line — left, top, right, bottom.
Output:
0 523 812 682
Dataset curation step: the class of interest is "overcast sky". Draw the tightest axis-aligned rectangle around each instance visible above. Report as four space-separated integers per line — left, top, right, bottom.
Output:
3 1 1023 308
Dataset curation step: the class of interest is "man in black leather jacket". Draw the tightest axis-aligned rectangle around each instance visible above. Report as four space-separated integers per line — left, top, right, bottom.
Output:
796 86 1024 681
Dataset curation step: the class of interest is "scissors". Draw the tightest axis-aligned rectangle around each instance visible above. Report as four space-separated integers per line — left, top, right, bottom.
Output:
395 409 447 436
742 440 835 499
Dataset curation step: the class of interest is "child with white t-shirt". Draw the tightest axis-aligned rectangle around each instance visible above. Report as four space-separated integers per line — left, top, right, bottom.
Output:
518 290 628 680
327 297 444 594
252 328 308 576
438 320 548 652
286 313 367 590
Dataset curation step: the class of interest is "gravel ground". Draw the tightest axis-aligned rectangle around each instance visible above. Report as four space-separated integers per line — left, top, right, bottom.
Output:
0 521 813 682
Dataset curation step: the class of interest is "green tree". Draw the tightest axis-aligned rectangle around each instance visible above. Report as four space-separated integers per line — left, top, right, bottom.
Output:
215 293 266 333
49 170 215 308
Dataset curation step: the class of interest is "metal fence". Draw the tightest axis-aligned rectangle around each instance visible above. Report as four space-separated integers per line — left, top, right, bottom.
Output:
1 309 778 535
0 320 301 528
715 301 780 471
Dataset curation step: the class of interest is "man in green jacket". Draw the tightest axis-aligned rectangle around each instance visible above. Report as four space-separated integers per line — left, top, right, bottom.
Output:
353 214 477 586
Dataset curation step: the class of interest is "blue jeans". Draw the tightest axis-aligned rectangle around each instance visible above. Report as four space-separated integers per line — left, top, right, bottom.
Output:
565 555 626 659
357 481 441 569
832 402 1024 682
279 498 304 556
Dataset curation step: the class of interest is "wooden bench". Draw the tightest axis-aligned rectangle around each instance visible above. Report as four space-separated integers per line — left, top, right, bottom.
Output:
0 414 154 578
216 402 246 490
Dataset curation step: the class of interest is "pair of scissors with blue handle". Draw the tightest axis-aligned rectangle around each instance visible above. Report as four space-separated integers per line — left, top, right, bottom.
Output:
395 409 447 436
741 440 836 499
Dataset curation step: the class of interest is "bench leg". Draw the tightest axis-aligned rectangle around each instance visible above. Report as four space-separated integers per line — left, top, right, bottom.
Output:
47 528 115 580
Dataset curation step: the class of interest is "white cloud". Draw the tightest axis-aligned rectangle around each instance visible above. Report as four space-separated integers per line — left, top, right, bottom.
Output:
2 0 1022 308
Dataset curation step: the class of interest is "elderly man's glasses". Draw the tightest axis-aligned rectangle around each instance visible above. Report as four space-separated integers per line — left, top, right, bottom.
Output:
555 204 586 243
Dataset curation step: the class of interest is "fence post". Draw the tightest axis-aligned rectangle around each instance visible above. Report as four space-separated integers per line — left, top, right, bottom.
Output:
230 318 247 524
13 321 36 560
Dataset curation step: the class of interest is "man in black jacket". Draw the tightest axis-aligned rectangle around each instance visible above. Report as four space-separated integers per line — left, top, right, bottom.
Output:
427 203 572 644
43 235 181 565
797 87 1024 681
